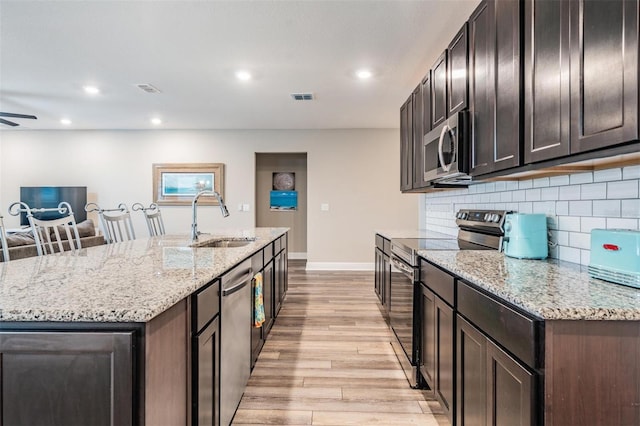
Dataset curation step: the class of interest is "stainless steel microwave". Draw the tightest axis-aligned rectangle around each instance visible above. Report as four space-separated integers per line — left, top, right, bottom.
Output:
423 110 471 184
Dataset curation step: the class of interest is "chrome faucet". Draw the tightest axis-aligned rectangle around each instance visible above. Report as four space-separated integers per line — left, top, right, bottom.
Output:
191 190 230 241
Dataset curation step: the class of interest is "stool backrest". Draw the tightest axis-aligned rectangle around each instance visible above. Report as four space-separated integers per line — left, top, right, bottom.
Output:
85 202 136 244
132 202 165 237
0 214 9 262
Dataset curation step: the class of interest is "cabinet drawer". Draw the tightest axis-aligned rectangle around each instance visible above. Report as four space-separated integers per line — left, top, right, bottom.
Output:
195 280 220 333
458 281 541 369
420 261 455 306
274 237 282 254
251 251 263 272
375 234 384 250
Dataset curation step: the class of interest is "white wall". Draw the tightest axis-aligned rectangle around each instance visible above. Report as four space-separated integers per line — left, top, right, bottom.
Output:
0 129 419 266
423 165 640 266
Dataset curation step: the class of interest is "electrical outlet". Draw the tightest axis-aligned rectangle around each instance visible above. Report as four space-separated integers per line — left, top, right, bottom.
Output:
242 204 250 212
320 203 329 211
237 204 243 211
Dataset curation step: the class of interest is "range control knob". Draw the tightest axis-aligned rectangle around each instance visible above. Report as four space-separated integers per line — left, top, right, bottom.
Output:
484 213 492 222
491 214 501 223
457 211 468 220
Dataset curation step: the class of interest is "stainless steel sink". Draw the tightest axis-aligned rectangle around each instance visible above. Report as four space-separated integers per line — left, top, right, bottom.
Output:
195 238 257 248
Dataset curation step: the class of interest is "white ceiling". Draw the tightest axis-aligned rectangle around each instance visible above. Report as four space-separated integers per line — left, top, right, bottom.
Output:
0 0 480 130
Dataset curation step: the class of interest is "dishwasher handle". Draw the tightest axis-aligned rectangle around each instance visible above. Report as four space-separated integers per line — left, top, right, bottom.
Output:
222 270 253 297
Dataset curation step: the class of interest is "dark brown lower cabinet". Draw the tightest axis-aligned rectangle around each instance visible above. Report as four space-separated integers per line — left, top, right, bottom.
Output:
420 284 455 423
456 316 535 426
0 331 134 426
275 250 286 313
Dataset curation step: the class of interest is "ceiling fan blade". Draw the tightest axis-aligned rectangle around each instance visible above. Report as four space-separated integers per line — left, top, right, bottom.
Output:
0 112 37 120
0 118 19 126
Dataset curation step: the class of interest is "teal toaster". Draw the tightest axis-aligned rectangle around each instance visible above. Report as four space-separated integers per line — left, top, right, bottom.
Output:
588 229 640 288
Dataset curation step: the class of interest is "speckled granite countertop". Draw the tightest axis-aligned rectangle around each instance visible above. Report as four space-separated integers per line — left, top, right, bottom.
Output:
376 229 454 240
419 250 640 321
0 228 288 323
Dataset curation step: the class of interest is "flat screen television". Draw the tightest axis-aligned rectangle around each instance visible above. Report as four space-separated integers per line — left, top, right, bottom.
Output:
19 186 87 226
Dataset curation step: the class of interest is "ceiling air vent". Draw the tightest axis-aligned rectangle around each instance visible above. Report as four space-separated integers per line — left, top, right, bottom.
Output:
290 93 314 101
136 83 162 94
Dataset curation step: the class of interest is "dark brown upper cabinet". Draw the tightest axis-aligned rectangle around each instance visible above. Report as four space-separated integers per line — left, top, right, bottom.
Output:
412 81 430 189
447 23 469 117
524 0 570 164
525 0 638 164
431 51 448 129
400 96 413 192
469 0 521 177
570 0 638 154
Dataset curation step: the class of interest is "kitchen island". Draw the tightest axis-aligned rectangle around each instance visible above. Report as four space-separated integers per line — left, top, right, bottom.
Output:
0 228 288 426
418 249 640 426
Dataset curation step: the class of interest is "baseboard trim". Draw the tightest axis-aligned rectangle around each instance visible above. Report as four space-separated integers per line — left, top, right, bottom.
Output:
305 262 375 271
288 252 307 260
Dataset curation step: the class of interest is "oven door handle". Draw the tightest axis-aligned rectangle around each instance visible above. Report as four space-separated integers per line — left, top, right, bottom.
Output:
391 257 414 280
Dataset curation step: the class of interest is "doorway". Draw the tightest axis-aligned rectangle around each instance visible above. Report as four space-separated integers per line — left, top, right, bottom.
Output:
255 153 307 259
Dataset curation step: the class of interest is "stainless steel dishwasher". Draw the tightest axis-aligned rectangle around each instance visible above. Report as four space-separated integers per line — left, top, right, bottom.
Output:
220 259 252 426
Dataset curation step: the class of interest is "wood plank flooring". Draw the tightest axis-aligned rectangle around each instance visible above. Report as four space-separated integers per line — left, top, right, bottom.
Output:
233 260 450 426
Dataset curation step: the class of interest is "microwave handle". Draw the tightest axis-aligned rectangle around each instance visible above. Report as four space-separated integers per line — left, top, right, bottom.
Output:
438 124 454 172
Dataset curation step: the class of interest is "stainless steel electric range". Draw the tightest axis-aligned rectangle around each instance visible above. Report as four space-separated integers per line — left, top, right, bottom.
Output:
389 209 509 387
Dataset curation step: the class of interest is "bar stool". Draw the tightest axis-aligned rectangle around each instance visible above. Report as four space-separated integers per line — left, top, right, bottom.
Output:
85 202 136 244
132 202 165 236
0 214 9 261
8 201 82 256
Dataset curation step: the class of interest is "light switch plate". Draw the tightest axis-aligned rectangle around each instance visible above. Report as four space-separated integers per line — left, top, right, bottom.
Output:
242 204 250 212
320 203 329 211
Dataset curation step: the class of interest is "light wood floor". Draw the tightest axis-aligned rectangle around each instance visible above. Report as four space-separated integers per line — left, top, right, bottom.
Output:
233 260 450 426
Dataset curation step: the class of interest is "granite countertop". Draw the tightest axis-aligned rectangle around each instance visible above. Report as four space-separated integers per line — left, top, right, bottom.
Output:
419 250 640 321
0 228 288 323
376 229 455 240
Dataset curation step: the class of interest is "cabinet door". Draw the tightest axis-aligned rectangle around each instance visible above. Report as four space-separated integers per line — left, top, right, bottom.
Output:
432 51 448 128
456 316 487 426
412 82 429 189
263 260 275 331
400 98 413 191
524 0 570 163
570 0 639 153
194 316 220 426
420 285 436 386
375 249 383 301
0 331 134 426
382 253 391 316
469 1 495 176
486 339 535 426
435 296 455 422
276 251 286 308
448 23 469 117
470 0 521 176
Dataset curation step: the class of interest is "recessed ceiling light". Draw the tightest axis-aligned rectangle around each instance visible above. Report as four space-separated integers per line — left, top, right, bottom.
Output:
236 71 252 81
150 117 162 125
60 118 72 125
83 85 100 95
356 69 373 79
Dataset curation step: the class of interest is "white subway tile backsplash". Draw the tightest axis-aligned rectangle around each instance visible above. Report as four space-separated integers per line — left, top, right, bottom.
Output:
593 168 622 182
569 232 590 250
512 190 526 202
556 201 569 216
607 180 639 199
559 216 581 232
517 202 533 213
424 166 637 267
533 177 550 188
593 200 621 217
526 188 541 201
581 217 606 233
559 246 581 263
606 217 639 230
569 200 592 216
623 164 640 180
559 185 581 200
569 172 593 185
541 187 559 201
580 183 607 200
519 180 533 189
533 201 556 215
549 175 570 186
621 199 640 218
